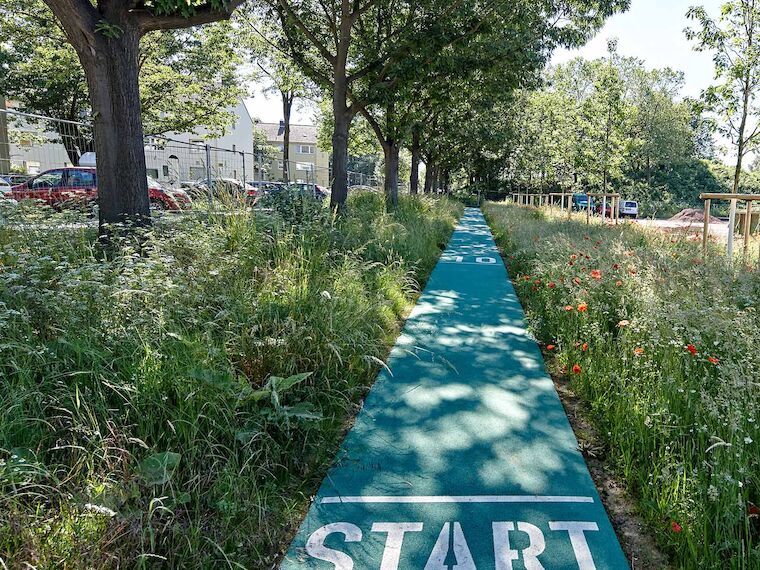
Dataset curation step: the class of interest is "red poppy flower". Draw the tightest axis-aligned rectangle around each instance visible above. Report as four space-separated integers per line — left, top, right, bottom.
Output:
548 282 556 289
534 279 542 285
570 254 578 261
568 261 575 266
612 263 620 270
572 364 582 374
615 280 623 287
633 347 644 356
590 270 602 280
564 305 574 311
708 356 719 365
581 342 589 352
749 503 759 516
670 521 683 533
573 277 582 285
547 344 556 351
577 303 588 312
686 344 698 356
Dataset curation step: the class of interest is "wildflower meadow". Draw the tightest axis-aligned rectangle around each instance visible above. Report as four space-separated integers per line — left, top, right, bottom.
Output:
0 194 462 568
484 202 760 568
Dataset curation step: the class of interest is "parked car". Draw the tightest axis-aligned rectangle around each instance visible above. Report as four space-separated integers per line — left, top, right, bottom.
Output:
147 176 192 211
572 193 593 211
594 201 614 217
620 200 639 218
10 167 191 211
181 177 253 202
4 174 31 186
0 177 17 206
348 185 378 193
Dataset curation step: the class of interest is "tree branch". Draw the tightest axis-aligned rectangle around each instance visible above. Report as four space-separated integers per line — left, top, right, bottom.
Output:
135 1 246 33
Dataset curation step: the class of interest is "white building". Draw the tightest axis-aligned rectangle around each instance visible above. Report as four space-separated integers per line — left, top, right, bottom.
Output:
144 99 259 185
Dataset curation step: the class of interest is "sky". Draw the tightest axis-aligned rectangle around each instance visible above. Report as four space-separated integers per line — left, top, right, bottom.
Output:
551 0 722 98
245 0 724 125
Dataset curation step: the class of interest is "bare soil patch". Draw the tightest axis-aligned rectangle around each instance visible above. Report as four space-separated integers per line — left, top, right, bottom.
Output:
670 208 721 223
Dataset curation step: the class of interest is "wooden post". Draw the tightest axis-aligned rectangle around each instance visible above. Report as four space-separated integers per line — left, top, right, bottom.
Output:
744 200 752 261
702 199 711 257
615 197 619 225
728 198 737 259
602 196 607 223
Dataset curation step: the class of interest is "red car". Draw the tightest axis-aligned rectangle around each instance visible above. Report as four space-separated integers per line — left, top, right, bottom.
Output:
11 167 191 211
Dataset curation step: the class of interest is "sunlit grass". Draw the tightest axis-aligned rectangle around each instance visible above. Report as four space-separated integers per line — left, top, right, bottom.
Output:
0 193 462 569
484 202 760 569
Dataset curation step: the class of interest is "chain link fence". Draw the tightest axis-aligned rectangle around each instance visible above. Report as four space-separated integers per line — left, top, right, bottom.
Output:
1 109 405 217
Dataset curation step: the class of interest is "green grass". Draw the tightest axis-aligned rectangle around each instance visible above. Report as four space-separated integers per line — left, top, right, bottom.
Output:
484 202 760 569
0 193 462 569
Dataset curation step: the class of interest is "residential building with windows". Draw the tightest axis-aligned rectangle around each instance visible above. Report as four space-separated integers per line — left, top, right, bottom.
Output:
144 99 257 185
256 122 329 187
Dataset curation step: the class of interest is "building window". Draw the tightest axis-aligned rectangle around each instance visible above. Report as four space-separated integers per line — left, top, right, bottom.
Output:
147 168 159 178
189 138 204 153
162 165 170 177
298 145 315 154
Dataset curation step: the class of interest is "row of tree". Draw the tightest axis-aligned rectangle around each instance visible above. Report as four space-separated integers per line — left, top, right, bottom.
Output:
7 0 630 229
448 0 760 213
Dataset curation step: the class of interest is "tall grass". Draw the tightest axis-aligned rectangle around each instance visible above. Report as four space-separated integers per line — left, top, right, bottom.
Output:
484 202 760 569
0 193 462 569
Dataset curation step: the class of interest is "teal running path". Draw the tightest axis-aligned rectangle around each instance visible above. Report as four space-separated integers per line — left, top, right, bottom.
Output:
281 208 629 569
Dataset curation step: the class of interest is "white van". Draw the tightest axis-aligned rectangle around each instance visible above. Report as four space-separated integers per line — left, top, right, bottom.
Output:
620 200 639 218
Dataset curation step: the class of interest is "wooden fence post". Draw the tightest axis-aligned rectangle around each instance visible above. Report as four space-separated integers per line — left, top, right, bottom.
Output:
744 200 753 261
703 199 711 257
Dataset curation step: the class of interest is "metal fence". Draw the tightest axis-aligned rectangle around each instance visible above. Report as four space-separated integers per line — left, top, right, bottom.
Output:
0 109 400 205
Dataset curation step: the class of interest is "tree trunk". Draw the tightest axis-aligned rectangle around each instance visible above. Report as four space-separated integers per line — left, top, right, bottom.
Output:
424 160 433 194
383 142 399 209
432 165 439 194
82 22 150 229
329 47 351 211
282 91 293 182
0 99 11 174
733 79 751 194
409 127 420 194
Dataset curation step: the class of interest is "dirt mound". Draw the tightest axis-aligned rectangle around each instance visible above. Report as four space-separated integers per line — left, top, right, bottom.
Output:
670 208 721 223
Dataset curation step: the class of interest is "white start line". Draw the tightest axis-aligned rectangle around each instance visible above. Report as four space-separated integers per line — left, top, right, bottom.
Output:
305 495 603 570
320 495 595 504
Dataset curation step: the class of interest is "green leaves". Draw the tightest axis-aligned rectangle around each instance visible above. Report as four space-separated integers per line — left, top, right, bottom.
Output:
244 372 312 407
138 451 182 486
